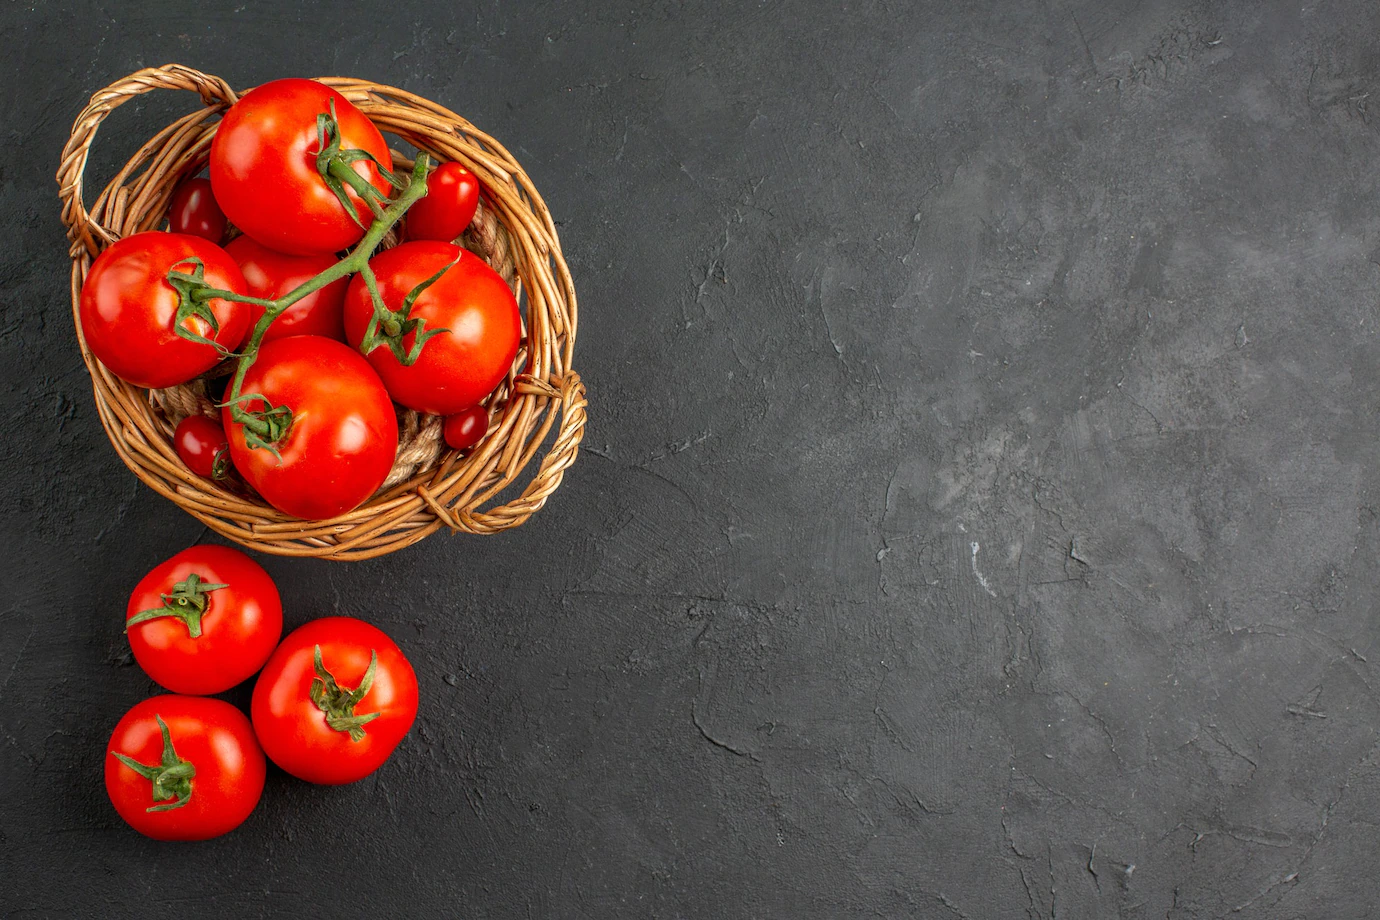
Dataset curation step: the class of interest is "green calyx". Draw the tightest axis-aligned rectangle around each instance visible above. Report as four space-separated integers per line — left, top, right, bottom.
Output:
124 572 228 639
356 256 456 366
167 258 230 354
309 644 381 743
219 392 294 458
315 99 407 228
110 715 195 812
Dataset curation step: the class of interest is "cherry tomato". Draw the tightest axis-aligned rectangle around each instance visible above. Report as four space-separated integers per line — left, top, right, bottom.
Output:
79 232 250 389
105 695 265 841
224 236 348 342
251 617 418 785
211 78 393 256
343 241 521 415
125 545 283 695
223 336 398 521
167 178 227 243
443 405 490 451
174 415 232 480
406 161 480 242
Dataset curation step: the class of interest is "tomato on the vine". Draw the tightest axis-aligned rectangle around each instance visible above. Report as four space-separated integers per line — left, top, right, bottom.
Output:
222 336 398 521
174 415 231 480
443 405 490 452
105 695 265 841
125 545 282 695
167 178 227 243
343 241 521 415
406 161 480 242
251 617 418 785
79 232 250 389
210 78 393 256
225 236 348 342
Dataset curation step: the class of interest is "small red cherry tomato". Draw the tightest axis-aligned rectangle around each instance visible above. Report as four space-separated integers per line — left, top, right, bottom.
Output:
406 162 480 242
125 545 283 695
105 695 265 841
224 235 348 343
443 405 490 451
167 178 227 243
252 617 418 785
222 336 399 521
79 231 251 389
174 415 232 480
343 241 521 416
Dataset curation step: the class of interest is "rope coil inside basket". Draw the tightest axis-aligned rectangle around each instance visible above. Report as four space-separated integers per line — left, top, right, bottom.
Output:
56 64 586 560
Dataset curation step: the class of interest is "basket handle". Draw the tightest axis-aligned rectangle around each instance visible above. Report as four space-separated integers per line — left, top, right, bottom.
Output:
423 370 589 535
56 64 238 258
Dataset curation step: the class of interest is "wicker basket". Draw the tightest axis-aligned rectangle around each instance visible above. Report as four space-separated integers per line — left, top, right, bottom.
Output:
56 64 586 560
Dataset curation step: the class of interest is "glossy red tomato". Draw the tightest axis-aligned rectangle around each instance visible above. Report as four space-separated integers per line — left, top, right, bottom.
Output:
167 178 227 243
211 78 393 256
406 161 480 242
79 232 250 388
223 336 398 521
225 235 348 342
125 545 282 695
343 241 521 415
443 405 490 451
174 415 231 480
251 617 418 785
106 695 265 841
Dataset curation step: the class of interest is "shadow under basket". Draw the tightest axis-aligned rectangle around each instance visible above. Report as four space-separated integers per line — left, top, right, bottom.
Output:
56 64 587 560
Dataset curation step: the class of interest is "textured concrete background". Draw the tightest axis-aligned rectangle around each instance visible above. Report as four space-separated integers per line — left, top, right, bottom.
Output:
4 1 1380 917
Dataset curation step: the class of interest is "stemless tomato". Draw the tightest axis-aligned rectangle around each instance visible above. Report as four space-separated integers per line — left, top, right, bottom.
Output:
223 336 398 521
251 617 418 785
167 178 227 243
343 241 521 415
224 236 348 342
443 405 490 452
79 232 250 388
125 545 283 695
174 415 231 480
406 161 480 242
210 78 393 255
105 695 265 841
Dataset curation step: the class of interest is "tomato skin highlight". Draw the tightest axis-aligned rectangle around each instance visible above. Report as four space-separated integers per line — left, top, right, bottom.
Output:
105 695 265 841
210 78 393 256
343 241 521 415
224 235 348 342
126 545 282 695
174 415 231 480
167 178 227 243
79 232 250 389
443 405 490 452
251 617 418 785
406 161 480 242
223 336 398 521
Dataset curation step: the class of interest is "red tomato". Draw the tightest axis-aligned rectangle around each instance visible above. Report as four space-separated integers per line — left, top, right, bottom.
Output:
251 617 418 785
210 78 393 256
174 415 231 480
105 695 265 841
125 545 282 695
223 336 398 521
224 236 348 342
406 162 480 242
343 241 521 415
79 232 250 389
167 178 227 243
443 405 490 451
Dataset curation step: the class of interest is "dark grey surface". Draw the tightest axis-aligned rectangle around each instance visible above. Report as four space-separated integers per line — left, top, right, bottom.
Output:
4 0 1379 916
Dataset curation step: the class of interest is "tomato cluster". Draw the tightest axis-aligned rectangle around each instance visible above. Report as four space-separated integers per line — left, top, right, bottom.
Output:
107 545 419 839
81 78 513 522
